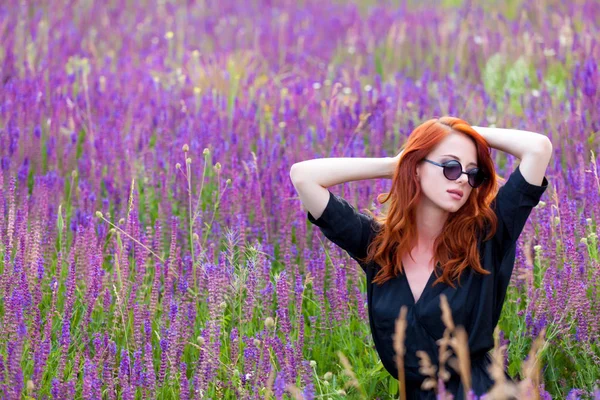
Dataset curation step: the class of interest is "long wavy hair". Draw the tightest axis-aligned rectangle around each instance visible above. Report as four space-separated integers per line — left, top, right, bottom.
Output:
357 117 506 288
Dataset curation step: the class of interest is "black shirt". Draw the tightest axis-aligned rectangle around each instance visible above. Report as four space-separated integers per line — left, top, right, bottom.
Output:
307 164 549 399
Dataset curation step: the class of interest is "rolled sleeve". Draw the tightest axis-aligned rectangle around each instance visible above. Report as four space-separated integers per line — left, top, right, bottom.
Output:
493 164 548 244
307 190 378 272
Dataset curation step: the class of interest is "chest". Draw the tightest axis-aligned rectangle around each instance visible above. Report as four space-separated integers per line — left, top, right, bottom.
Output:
369 239 494 344
401 252 435 304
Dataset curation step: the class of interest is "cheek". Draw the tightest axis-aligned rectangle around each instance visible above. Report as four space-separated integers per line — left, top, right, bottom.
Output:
421 179 446 200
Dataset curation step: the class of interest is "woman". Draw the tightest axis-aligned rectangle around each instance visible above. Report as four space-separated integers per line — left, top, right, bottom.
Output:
289 116 551 399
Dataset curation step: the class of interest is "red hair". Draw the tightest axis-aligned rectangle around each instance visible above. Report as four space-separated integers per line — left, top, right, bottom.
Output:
358 116 505 288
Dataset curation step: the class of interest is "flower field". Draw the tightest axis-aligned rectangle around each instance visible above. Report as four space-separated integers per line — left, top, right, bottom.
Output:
0 0 599 398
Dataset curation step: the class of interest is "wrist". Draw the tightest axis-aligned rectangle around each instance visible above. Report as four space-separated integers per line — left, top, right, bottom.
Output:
387 157 397 179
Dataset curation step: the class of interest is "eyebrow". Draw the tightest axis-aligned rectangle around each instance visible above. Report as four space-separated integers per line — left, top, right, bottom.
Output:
441 154 478 168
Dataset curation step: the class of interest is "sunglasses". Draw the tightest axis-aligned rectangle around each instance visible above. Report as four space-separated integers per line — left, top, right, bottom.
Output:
422 159 488 188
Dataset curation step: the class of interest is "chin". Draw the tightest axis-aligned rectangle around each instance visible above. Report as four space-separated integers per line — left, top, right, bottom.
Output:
446 202 464 212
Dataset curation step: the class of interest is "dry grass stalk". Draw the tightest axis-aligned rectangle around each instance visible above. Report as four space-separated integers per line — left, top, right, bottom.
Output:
285 383 304 400
416 350 437 391
264 364 276 398
438 294 462 395
436 328 453 385
488 343 508 383
485 343 519 400
336 350 367 399
517 327 546 399
439 294 456 332
448 327 472 399
437 294 459 398
393 306 409 400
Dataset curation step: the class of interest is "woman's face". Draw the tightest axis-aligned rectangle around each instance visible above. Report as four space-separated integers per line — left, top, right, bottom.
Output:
416 132 478 213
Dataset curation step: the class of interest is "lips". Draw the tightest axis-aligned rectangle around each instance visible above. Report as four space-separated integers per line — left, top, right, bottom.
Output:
447 189 464 198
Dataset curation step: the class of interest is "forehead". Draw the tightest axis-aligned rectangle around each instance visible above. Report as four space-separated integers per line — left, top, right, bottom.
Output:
430 133 478 165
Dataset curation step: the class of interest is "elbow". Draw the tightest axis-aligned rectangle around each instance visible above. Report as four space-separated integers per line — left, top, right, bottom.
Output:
290 164 304 183
525 137 552 159
537 137 553 157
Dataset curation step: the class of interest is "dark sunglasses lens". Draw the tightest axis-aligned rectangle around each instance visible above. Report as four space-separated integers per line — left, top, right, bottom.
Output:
469 169 485 187
443 161 462 180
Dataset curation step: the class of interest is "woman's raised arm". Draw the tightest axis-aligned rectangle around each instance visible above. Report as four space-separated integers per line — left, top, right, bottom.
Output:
289 156 397 219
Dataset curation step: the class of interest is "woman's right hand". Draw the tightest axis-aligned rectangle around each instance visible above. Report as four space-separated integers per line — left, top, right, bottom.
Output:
386 149 404 179
391 149 404 163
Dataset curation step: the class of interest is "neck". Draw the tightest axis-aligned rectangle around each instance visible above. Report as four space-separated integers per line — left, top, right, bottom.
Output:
414 199 448 251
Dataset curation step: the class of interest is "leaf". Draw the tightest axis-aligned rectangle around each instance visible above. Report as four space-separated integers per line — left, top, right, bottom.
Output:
57 204 64 233
505 56 530 96
482 53 505 99
374 47 384 81
388 377 398 395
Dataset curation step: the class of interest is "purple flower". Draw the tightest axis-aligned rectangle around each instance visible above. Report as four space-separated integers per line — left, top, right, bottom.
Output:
179 362 190 400
144 342 156 392
82 358 102 400
276 272 291 336
159 337 168 384
51 379 62 398
302 382 315 400
274 370 286 400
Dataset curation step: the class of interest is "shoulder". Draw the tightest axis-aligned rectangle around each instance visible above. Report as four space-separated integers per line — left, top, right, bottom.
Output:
495 164 549 201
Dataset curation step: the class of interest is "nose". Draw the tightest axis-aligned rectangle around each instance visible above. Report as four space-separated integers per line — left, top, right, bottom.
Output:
455 172 468 185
